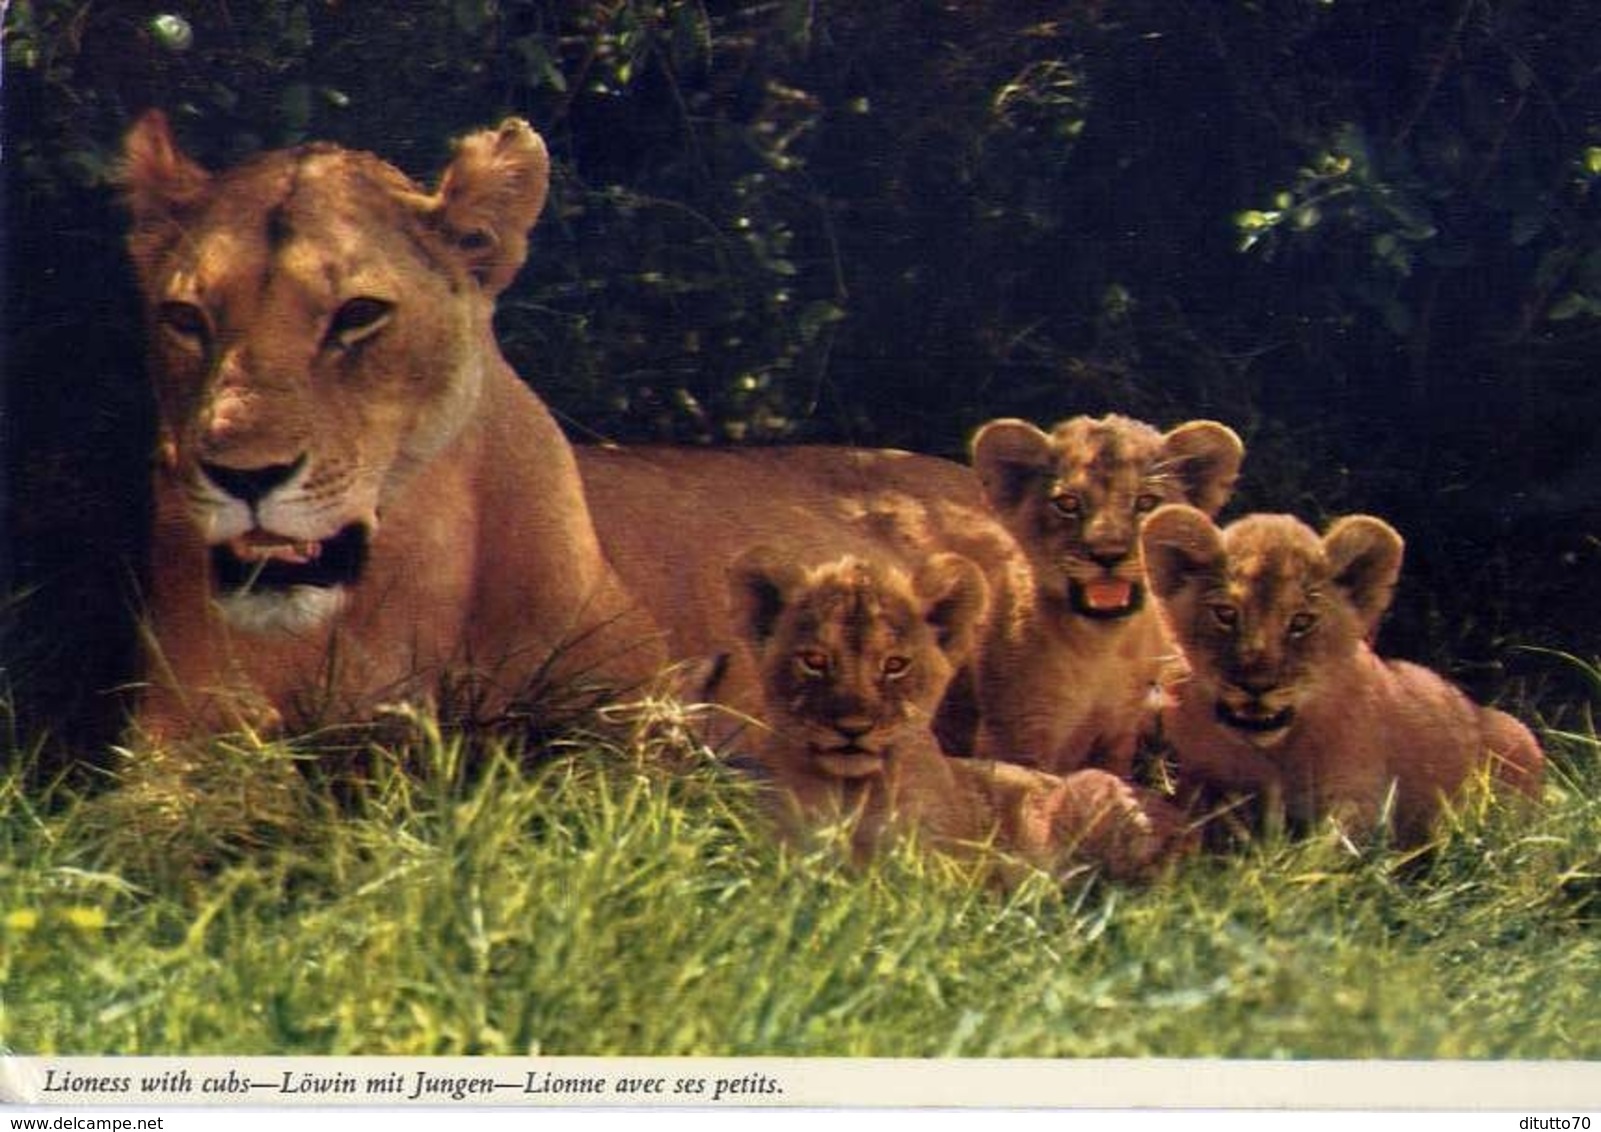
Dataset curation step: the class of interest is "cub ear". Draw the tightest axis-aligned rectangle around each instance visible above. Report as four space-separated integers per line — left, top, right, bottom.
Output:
1323 515 1403 636
728 546 806 649
431 118 551 295
1138 504 1225 602
971 419 1054 517
1159 420 1244 516
914 553 990 664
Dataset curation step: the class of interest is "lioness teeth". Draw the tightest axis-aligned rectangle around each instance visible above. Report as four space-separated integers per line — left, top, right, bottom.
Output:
228 535 323 565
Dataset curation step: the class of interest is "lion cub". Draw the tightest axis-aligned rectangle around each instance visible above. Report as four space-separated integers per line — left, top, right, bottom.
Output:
729 546 1193 881
1139 505 1545 845
967 414 1243 776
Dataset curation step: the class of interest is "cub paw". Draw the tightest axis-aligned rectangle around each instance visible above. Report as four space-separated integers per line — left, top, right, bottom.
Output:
1031 769 1197 882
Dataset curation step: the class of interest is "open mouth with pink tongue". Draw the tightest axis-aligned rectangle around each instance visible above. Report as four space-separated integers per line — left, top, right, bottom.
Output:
1070 576 1143 620
211 524 369 594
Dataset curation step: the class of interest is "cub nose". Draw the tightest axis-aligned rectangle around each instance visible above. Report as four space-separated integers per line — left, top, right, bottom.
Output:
200 455 305 506
833 717 874 742
1234 672 1280 696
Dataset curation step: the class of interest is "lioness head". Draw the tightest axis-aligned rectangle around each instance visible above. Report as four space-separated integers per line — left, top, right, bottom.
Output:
730 548 988 779
972 414 1242 621
121 111 550 632
1140 505 1403 747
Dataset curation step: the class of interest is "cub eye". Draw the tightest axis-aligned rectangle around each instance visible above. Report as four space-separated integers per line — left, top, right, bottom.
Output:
157 301 209 347
327 297 394 348
1050 492 1082 518
1287 611 1318 637
1208 603 1239 631
456 228 495 253
795 649 830 677
1134 493 1162 514
882 655 912 679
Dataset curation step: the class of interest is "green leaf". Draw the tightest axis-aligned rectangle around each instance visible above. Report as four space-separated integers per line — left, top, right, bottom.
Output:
1510 204 1549 248
1548 293 1598 321
671 1 713 67
1331 122 1371 172
1576 249 1601 291
1534 248 1570 290
798 301 846 343
453 0 492 37
1380 297 1413 336
513 36 568 93
280 83 313 138
285 1 313 53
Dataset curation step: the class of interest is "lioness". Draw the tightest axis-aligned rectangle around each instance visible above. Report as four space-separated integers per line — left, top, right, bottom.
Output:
1139 505 1545 844
729 546 1195 881
121 112 664 737
968 414 1243 775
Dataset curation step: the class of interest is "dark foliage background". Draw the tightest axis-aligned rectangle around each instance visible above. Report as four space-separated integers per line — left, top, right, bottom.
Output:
6 0 1601 754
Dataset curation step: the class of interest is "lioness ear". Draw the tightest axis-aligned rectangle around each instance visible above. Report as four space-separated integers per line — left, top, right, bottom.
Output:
914 553 990 664
729 546 805 649
1159 421 1244 516
971 419 1054 517
432 118 551 295
121 110 213 278
121 109 212 220
1139 504 1225 601
1323 515 1403 636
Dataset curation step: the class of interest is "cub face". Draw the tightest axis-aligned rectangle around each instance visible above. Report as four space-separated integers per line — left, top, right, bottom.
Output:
1140 506 1402 747
730 549 988 779
972 414 1242 620
122 111 550 633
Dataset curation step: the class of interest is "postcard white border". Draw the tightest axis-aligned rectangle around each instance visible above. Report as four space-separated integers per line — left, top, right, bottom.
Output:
4 1057 1600 1111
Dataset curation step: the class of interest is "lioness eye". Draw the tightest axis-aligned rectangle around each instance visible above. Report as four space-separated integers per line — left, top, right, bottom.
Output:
1050 493 1082 517
1208 604 1239 630
795 650 830 676
327 297 394 348
882 655 911 679
1287 611 1318 636
1135 493 1162 514
157 301 209 346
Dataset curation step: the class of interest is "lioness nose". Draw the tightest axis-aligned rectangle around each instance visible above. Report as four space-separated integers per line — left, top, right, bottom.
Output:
200 456 305 506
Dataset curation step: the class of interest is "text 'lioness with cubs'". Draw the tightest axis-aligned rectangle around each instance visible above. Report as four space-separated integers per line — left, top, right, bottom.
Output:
122 112 664 737
1139 505 1544 844
730 546 1194 881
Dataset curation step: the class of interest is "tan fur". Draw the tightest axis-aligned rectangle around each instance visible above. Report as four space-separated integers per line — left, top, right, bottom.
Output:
122 112 664 737
577 443 1016 743
729 548 1194 881
969 414 1243 775
1140 505 1545 844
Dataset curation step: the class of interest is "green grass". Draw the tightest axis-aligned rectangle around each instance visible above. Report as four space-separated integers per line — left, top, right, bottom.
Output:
1 689 1598 1059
